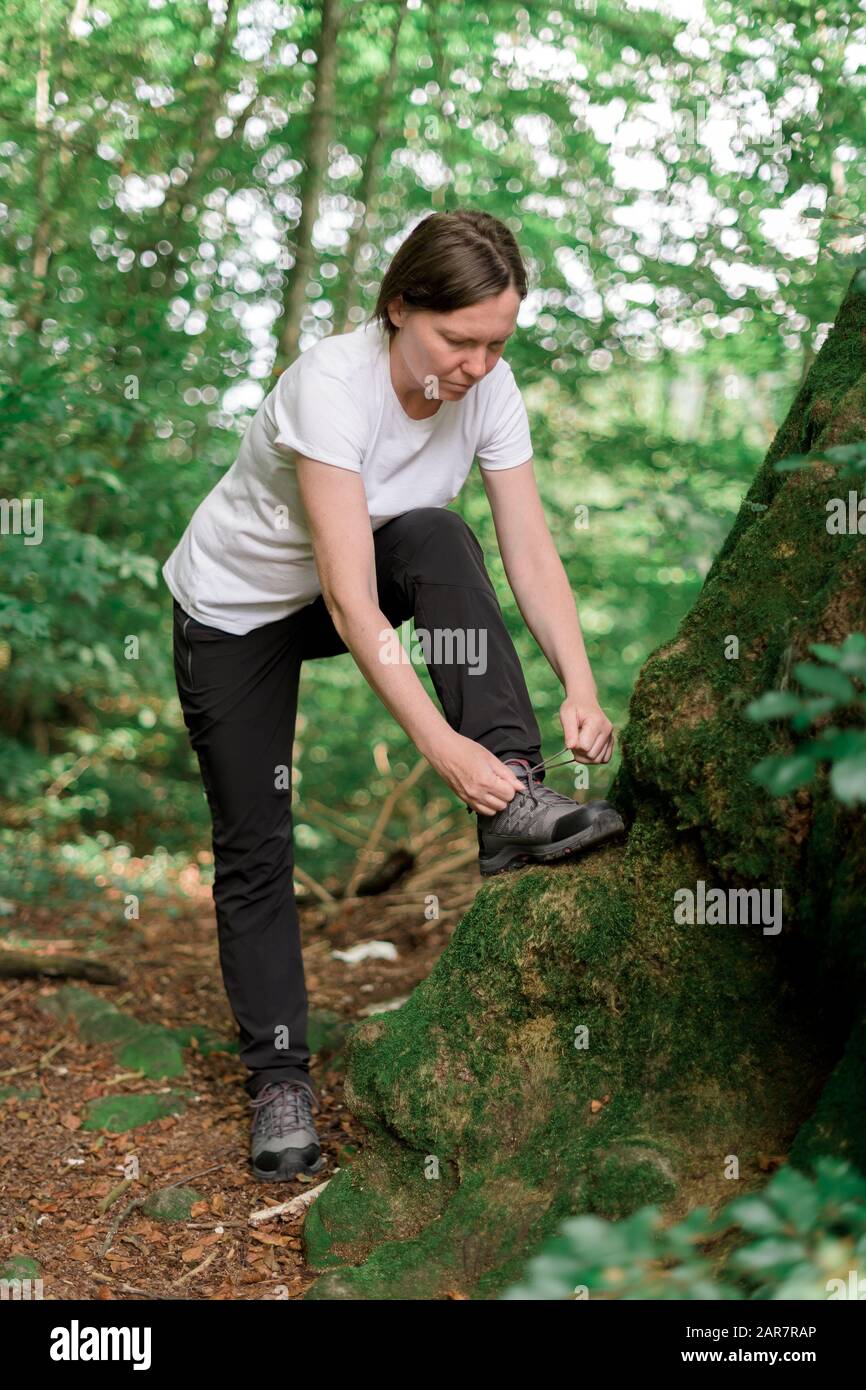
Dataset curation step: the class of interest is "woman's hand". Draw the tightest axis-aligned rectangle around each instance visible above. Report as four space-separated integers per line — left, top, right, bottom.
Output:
560 695 615 763
427 730 526 815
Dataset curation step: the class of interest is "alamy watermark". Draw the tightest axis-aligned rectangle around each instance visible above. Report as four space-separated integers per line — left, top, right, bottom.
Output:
379 620 488 675
674 879 783 936
1 1277 44 1299
49 1320 151 1369
0 497 43 544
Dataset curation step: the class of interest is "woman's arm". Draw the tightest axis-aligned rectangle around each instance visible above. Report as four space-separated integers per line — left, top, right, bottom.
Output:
481 458 614 762
294 455 525 812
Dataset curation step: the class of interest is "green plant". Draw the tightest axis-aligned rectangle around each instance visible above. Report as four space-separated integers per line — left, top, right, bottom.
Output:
500 1158 866 1300
745 634 866 805
773 441 866 478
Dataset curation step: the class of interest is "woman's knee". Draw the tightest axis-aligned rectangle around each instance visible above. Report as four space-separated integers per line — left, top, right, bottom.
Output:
393 507 484 573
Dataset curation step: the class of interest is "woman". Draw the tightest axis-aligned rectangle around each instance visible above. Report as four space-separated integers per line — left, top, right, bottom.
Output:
163 208 624 1181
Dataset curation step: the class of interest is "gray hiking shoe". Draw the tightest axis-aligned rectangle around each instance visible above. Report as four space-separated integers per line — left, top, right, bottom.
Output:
476 755 626 877
249 1079 327 1181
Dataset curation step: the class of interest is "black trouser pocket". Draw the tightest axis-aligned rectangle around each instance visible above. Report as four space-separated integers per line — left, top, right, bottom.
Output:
181 613 195 690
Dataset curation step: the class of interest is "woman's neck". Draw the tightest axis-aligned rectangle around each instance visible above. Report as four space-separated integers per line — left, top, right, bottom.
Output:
388 334 442 420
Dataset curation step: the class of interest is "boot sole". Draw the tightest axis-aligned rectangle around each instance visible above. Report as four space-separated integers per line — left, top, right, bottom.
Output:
478 807 626 878
251 1147 327 1182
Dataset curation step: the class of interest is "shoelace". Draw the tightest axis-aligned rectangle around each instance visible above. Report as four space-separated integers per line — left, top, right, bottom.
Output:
250 1080 319 1133
466 745 578 814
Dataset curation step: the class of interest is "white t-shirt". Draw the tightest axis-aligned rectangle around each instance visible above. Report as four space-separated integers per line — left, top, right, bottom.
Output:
161 319 533 635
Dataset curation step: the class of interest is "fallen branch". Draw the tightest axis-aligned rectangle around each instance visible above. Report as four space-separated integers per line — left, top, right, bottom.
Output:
302 800 371 848
97 1178 135 1215
407 812 460 853
290 863 337 905
100 1164 224 1255
44 754 92 800
249 1178 331 1226
91 1271 189 1300
171 1247 220 1286
0 950 122 983
0 1034 71 1079
404 845 480 891
355 846 415 896
99 1196 146 1257
343 758 428 899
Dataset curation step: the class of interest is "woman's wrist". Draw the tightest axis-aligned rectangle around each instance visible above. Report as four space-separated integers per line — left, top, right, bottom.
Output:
563 680 599 704
418 722 458 767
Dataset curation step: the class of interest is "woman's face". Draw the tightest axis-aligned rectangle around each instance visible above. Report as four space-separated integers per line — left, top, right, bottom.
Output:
387 288 520 400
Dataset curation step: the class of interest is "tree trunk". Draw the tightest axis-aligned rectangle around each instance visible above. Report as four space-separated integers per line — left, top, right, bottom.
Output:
336 0 410 333
276 0 343 369
302 275 866 1300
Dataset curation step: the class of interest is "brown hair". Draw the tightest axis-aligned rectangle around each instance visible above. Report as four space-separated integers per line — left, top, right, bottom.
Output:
367 209 528 341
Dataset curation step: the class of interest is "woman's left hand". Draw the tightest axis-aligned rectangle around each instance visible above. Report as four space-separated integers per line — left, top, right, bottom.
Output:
559 696 615 764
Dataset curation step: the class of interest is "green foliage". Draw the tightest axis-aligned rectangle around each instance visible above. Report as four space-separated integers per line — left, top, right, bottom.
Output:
773 442 866 477
501 1158 866 1301
746 635 866 804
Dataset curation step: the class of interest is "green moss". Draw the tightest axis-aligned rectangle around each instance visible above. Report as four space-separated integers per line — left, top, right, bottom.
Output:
582 1146 678 1219
168 1023 237 1055
0 1083 42 1102
304 824 823 1297
789 1014 866 1176
81 1091 190 1132
0 1255 41 1281
307 1008 353 1057
37 986 226 1078
306 1126 457 1270
141 1186 204 1222
302 278 866 1297
118 1026 186 1078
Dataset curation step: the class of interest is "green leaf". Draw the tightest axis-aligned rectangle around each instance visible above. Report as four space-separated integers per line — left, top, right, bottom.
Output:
724 1197 787 1237
810 729 866 760
772 454 812 472
790 696 837 732
727 1237 808 1274
793 662 856 702
807 642 845 665
765 1166 820 1231
829 752 866 805
824 443 866 464
749 752 819 795
831 633 866 677
745 691 806 721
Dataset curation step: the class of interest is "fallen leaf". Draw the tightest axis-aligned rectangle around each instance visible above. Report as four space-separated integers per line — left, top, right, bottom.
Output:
180 1232 222 1261
249 1231 292 1247
181 1244 206 1263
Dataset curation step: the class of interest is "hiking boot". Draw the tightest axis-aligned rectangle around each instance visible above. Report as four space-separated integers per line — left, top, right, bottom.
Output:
249 1079 327 1181
476 754 626 877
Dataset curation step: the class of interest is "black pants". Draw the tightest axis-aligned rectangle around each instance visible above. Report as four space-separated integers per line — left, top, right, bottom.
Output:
171 507 543 1103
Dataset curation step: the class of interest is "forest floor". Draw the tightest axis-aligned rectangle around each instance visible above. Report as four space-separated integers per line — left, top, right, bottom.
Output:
0 819 480 1302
